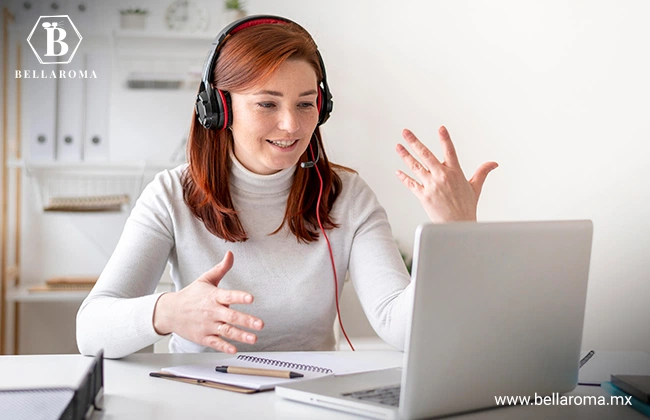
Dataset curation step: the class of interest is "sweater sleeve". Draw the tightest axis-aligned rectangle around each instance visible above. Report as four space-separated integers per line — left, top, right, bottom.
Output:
346 174 414 351
76 170 176 359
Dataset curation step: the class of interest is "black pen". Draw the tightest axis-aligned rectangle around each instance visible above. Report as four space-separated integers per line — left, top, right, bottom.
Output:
579 350 595 368
215 365 304 379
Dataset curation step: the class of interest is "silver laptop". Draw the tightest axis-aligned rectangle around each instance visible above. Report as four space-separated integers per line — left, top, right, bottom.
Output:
276 220 593 419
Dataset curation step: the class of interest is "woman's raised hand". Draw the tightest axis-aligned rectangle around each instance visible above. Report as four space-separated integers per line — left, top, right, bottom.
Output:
396 126 498 223
153 251 264 354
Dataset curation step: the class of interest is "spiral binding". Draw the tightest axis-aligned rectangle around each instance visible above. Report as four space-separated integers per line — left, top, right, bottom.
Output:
236 355 333 374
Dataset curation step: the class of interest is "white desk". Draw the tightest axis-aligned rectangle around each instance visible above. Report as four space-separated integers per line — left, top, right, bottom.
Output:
0 351 646 420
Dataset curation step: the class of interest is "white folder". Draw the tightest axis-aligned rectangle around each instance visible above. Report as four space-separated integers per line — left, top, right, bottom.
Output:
56 67 85 162
83 51 110 162
23 45 57 162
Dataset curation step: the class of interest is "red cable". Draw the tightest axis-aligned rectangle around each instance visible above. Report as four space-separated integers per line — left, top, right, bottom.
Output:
310 143 355 351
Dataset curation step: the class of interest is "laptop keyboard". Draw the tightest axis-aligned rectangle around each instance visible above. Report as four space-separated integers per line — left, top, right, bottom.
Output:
342 384 401 407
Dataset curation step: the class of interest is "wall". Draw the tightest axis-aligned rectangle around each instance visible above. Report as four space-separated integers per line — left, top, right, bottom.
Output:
4 0 649 354
249 0 650 353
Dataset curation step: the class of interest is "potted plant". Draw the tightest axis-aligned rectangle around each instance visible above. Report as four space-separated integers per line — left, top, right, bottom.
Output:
119 8 149 30
394 239 413 275
224 0 246 23
399 247 413 275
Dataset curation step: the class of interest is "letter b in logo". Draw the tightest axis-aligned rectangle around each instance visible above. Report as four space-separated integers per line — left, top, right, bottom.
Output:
27 15 82 64
42 22 68 56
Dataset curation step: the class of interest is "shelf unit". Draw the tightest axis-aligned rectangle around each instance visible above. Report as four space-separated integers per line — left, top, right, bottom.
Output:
112 28 213 93
1 7 20 355
25 161 147 213
0 8 22 354
7 159 177 171
11 159 178 212
2 159 178 354
113 29 215 41
1 9 189 354
1 46 177 356
6 287 90 304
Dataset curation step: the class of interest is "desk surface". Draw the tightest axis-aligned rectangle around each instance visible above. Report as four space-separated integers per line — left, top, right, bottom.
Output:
0 351 646 420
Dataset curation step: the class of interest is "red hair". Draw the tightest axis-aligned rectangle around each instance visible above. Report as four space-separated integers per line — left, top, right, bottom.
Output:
182 21 353 243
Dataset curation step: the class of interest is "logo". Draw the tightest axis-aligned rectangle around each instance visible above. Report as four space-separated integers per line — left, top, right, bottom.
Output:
26 15 82 64
17 14 95 79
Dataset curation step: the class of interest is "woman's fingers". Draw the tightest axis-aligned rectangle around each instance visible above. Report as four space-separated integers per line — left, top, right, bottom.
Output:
199 316 261 354
168 250 267 354
201 318 260 354
468 161 499 198
214 288 254 306
199 251 234 287
395 170 423 197
400 127 463 172
396 144 431 183
438 126 461 169
401 129 441 170
396 126 497 223
215 304 264 331
202 335 238 354
215 322 258 345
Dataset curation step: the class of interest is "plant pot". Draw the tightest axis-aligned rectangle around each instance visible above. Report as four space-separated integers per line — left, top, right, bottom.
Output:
120 14 147 30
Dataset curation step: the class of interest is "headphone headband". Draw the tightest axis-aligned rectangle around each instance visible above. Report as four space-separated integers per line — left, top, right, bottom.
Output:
195 14 333 130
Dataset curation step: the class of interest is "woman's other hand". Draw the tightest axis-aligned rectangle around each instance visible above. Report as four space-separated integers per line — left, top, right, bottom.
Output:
396 126 498 223
152 251 264 354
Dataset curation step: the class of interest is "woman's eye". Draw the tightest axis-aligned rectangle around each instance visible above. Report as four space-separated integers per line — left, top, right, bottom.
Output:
257 102 276 109
299 102 315 108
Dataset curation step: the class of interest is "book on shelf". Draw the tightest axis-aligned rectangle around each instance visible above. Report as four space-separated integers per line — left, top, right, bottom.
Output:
27 276 98 293
44 194 130 212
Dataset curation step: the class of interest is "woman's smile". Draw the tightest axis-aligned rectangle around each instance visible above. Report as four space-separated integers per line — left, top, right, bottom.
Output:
266 139 300 149
229 59 320 175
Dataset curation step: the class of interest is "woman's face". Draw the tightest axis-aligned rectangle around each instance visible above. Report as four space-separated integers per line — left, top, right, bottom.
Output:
229 59 320 175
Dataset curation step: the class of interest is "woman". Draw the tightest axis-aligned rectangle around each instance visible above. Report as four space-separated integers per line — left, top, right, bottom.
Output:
76 15 497 359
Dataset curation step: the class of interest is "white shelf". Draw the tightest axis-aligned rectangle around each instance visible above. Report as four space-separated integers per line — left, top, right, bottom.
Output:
7 159 180 171
9 159 183 213
6 158 24 169
113 29 215 41
10 159 143 170
22 161 147 213
6 286 90 303
6 283 173 304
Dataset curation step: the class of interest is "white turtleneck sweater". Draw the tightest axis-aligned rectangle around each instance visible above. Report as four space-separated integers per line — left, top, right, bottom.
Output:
76 156 414 359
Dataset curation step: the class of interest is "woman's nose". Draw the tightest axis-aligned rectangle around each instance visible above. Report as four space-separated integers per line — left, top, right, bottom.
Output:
277 108 300 134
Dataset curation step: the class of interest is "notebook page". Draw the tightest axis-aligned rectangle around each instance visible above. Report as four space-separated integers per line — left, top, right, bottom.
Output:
162 355 330 391
241 351 402 375
161 351 401 391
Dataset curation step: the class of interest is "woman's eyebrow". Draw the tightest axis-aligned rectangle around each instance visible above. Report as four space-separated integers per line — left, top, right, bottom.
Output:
253 89 318 97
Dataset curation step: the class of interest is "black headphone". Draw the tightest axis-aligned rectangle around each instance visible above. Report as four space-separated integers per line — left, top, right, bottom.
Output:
195 15 334 131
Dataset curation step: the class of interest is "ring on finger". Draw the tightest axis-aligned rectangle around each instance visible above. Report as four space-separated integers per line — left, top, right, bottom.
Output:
216 322 226 336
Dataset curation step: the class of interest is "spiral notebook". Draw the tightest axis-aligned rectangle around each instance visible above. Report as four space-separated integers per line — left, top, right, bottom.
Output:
159 352 396 392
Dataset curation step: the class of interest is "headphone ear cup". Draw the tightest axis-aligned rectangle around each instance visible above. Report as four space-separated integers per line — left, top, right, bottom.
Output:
195 85 221 130
317 87 323 118
219 90 232 130
195 88 211 129
317 86 333 126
